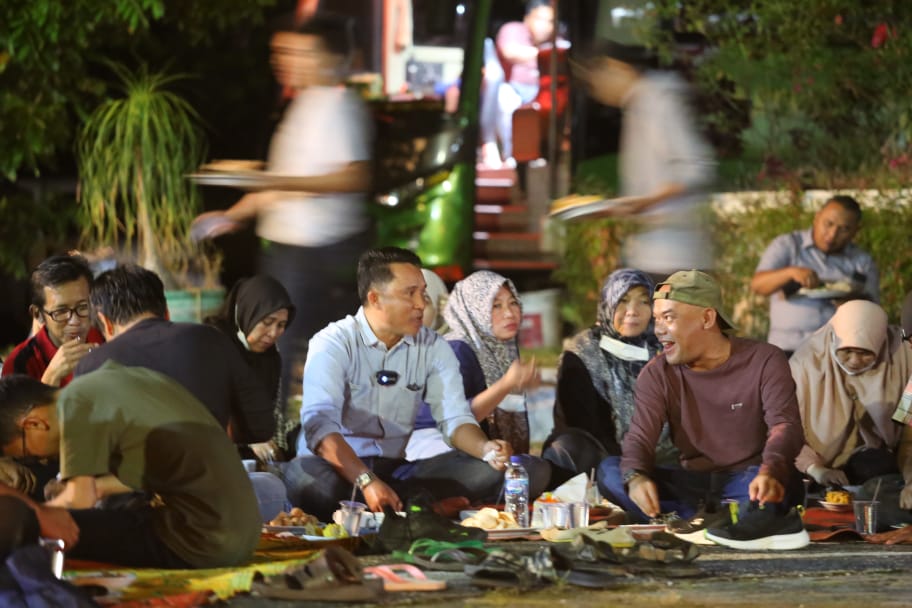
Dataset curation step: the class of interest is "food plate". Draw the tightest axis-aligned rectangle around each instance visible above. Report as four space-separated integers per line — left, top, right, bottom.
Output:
263 524 320 535
67 572 136 589
620 524 667 540
817 500 853 512
548 196 628 221
187 171 271 189
796 287 853 299
67 572 137 605
484 527 540 540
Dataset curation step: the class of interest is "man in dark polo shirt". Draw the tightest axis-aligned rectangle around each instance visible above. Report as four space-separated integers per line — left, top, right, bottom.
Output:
609 270 807 550
75 264 273 444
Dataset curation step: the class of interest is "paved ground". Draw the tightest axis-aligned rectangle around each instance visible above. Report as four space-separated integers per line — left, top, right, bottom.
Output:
226 541 912 607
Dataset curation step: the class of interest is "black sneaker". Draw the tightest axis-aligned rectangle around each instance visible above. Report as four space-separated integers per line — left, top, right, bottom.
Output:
704 502 809 550
667 502 737 545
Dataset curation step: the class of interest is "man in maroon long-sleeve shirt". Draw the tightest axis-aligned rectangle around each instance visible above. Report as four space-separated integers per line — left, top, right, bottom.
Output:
617 270 803 521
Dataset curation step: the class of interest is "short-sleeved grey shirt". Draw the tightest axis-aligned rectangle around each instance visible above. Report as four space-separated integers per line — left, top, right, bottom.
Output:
755 228 879 351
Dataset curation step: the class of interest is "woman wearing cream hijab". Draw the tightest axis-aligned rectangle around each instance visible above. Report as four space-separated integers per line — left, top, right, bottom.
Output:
790 300 912 508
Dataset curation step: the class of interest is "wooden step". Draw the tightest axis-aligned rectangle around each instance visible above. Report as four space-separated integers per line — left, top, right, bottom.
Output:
475 166 517 205
474 204 530 230
473 257 559 271
473 231 544 257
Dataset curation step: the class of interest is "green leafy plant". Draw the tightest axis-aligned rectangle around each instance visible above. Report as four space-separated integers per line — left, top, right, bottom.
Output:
77 63 219 288
647 1 912 186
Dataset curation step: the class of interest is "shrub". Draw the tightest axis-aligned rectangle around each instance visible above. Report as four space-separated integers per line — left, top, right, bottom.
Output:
556 191 912 338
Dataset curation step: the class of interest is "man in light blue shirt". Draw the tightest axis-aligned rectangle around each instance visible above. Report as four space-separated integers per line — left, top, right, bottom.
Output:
752 196 879 354
282 247 515 519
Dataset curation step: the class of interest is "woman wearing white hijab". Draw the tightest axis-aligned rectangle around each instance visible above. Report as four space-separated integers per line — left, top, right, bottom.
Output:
790 300 912 503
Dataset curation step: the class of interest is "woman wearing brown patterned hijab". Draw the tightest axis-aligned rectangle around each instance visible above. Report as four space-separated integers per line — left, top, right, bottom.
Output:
443 270 540 454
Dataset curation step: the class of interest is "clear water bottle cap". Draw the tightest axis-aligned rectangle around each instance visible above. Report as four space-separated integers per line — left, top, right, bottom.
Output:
509 455 522 465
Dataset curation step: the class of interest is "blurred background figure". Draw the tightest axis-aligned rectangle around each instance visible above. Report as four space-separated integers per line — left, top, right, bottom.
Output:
205 275 297 462
480 0 558 168
193 14 373 411
574 41 716 278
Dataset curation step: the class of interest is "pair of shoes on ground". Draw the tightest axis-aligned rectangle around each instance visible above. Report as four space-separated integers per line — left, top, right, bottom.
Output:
465 545 621 589
376 499 486 553
251 545 383 602
669 501 810 550
569 529 701 566
252 545 447 600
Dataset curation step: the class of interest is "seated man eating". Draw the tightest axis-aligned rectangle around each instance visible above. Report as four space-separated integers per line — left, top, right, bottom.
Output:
0 367 261 568
283 247 513 520
615 270 807 549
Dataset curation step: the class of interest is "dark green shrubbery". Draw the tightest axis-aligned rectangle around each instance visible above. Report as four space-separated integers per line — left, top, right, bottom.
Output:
556 192 911 339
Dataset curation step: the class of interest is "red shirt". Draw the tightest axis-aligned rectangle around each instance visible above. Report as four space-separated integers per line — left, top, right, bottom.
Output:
1 325 104 386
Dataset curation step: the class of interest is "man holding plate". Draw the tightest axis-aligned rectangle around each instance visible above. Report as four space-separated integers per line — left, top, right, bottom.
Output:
751 195 879 355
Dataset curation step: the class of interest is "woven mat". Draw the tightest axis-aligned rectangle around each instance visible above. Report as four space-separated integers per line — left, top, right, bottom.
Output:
64 533 338 606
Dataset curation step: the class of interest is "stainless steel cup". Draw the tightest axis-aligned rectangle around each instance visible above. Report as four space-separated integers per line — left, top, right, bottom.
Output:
853 500 879 535
540 502 571 529
570 502 590 528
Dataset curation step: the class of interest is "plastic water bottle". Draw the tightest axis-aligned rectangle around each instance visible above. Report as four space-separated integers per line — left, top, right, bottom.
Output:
504 456 530 527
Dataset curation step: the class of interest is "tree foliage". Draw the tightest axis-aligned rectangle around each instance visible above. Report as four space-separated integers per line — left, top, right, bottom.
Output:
0 0 278 181
0 0 279 278
647 0 912 187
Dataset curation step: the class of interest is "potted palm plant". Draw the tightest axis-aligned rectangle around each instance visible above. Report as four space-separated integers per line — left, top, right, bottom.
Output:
77 63 223 320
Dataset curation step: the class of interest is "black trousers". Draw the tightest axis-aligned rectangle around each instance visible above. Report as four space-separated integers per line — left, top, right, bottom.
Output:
0 497 190 569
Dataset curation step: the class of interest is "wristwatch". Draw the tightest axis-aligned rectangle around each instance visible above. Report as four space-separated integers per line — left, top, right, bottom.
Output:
355 470 377 490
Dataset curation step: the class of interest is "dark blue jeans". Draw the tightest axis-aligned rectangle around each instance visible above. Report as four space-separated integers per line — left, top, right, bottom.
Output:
598 456 760 523
281 451 552 522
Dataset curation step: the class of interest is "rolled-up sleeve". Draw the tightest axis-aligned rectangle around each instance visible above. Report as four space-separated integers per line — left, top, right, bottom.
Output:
425 340 477 444
300 330 349 454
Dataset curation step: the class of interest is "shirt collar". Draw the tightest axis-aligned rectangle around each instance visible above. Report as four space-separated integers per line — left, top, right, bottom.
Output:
354 307 416 351
35 325 59 361
799 228 816 250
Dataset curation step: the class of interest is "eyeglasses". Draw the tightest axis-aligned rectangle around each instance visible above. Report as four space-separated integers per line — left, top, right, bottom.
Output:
42 302 91 323
376 370 400 386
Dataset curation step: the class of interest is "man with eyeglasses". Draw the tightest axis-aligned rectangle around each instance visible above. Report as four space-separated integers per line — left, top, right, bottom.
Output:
2 255 103 387
282 247 517 521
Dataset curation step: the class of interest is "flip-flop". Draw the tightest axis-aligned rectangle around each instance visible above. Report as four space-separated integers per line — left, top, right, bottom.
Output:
404 538 489 571
363 564 447 591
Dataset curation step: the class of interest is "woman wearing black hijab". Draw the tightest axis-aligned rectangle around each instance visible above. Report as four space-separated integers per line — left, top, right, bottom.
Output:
207 275 297 461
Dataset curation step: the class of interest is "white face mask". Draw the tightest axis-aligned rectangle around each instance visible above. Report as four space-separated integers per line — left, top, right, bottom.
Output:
834 356 877 376
235 304 251 352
